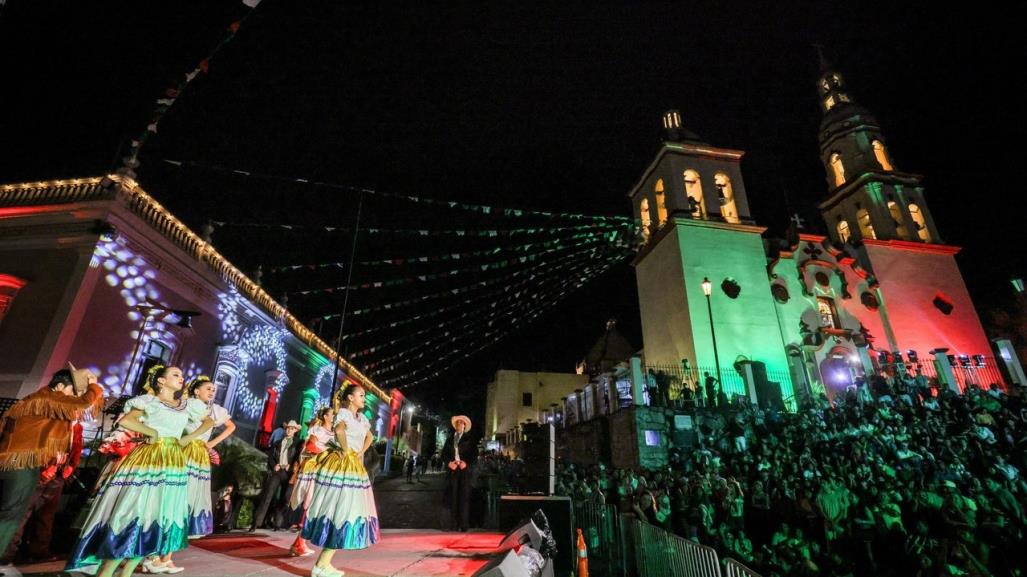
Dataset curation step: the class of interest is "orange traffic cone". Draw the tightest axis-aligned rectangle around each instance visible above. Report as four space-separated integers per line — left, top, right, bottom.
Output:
576 528 589 577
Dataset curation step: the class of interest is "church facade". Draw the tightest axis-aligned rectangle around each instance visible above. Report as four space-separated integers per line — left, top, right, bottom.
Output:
630 65 1011 404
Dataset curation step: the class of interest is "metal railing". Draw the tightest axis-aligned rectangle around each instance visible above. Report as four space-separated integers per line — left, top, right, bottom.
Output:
912 356 1007 391
722 558 762 577
574 502 625 577
643 362 792 408
623 514 722 577
573 501 762 577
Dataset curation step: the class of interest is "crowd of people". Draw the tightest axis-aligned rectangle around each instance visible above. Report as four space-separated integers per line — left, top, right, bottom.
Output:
557 375 1027 577
0 365 379 577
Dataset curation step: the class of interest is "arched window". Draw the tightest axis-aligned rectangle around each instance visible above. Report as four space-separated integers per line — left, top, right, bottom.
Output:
836 220 851 243
872 140 893 171
817 297 841 329
856 208 876 240
714 173 740 224
887 201 909 239
213 361 239 411
654 179 668 227
0 274 27 326
683 170 705 219
908 203 931 242
830 153 846 187
639 198 652 241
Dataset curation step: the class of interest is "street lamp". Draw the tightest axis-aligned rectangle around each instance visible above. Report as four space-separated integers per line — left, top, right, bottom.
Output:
701 277 723 395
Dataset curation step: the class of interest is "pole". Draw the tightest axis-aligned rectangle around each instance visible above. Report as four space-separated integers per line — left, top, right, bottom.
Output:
706 294 723 392
331 189 365 401
122 311 152 395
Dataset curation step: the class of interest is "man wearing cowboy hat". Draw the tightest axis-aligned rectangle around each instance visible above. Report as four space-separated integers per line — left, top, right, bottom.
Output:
0 364 103 560
441 415 478 532
250 420 303 532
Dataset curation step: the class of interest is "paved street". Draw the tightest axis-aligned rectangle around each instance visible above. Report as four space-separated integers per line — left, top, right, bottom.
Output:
375 471 453 530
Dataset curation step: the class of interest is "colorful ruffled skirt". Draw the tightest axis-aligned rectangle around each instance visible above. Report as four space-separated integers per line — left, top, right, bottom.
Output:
67 438 189 569
298 449 380 550
290 454 318 510
183 439 213 537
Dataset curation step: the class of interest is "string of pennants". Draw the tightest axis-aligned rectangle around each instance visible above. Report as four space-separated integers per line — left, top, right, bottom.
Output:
349 244 611 360
163 158 631 223
370 252 623 380
210 220 628 238
368 262 611 377
120 1 264 177
378 254 628 388
288 234 617 296
325 240 616 318
337 241 605 341
266 228 627 272
361 253 625 372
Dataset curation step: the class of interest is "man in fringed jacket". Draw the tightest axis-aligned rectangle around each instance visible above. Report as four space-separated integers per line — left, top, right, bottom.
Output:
0 367 103 558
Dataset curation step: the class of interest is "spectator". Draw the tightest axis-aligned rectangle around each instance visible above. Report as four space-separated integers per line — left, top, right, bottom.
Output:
553 378 1027 577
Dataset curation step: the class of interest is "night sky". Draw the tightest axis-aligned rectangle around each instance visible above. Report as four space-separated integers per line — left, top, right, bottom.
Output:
2 1 1022 418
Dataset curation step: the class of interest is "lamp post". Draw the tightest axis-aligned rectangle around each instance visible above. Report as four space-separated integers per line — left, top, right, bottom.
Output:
701 277 723 392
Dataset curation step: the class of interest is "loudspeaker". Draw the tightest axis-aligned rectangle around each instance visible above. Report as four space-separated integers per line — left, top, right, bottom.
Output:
472 549 555 577
750 360 768 384
518 423 554 495
472 550 531 577
499 517 545 552
755 380 784 411
499 496 572 575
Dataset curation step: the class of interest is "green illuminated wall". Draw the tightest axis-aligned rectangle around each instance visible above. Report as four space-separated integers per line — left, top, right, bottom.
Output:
635 217 793 400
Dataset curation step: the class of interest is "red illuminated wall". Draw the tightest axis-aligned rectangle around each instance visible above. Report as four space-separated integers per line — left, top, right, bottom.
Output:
387 388 405 439
864 241 992 359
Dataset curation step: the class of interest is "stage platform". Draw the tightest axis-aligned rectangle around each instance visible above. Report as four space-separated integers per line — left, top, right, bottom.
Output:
13 529 503 577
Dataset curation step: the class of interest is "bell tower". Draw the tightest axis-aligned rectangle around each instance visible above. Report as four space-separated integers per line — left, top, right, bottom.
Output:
629 112 792 402
815 57 942 247
811 54 994 377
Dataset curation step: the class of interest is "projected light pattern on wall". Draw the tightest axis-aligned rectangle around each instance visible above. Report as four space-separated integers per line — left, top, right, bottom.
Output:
231 324 291 418
89 238 175 396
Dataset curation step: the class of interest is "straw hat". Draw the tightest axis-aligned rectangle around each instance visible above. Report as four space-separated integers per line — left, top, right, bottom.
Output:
284 420 302 430
451 415 472 431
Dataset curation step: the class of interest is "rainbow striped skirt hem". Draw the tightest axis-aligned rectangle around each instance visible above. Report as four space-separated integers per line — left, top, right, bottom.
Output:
299 449 380 550
67 439 189 569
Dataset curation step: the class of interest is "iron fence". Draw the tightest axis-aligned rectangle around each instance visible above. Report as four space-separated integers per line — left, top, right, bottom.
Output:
622 513 723 577
723 558 763 577
643 362 791 407
573 501 763 577
573 502 625 577
910 355 1006 392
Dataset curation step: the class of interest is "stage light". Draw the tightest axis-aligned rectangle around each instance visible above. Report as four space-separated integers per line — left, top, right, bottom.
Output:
972 354 985 367
893 351 904 364
907 350 918 363
169 309 201 329
958 354 971 368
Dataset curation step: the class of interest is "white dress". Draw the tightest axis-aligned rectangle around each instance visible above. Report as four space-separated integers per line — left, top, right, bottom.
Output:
183 402 230 536
67 396 207 568
297 409 380 549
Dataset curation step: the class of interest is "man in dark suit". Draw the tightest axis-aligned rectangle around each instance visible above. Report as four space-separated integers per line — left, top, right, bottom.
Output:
249 420 302 531
441 415 478 532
